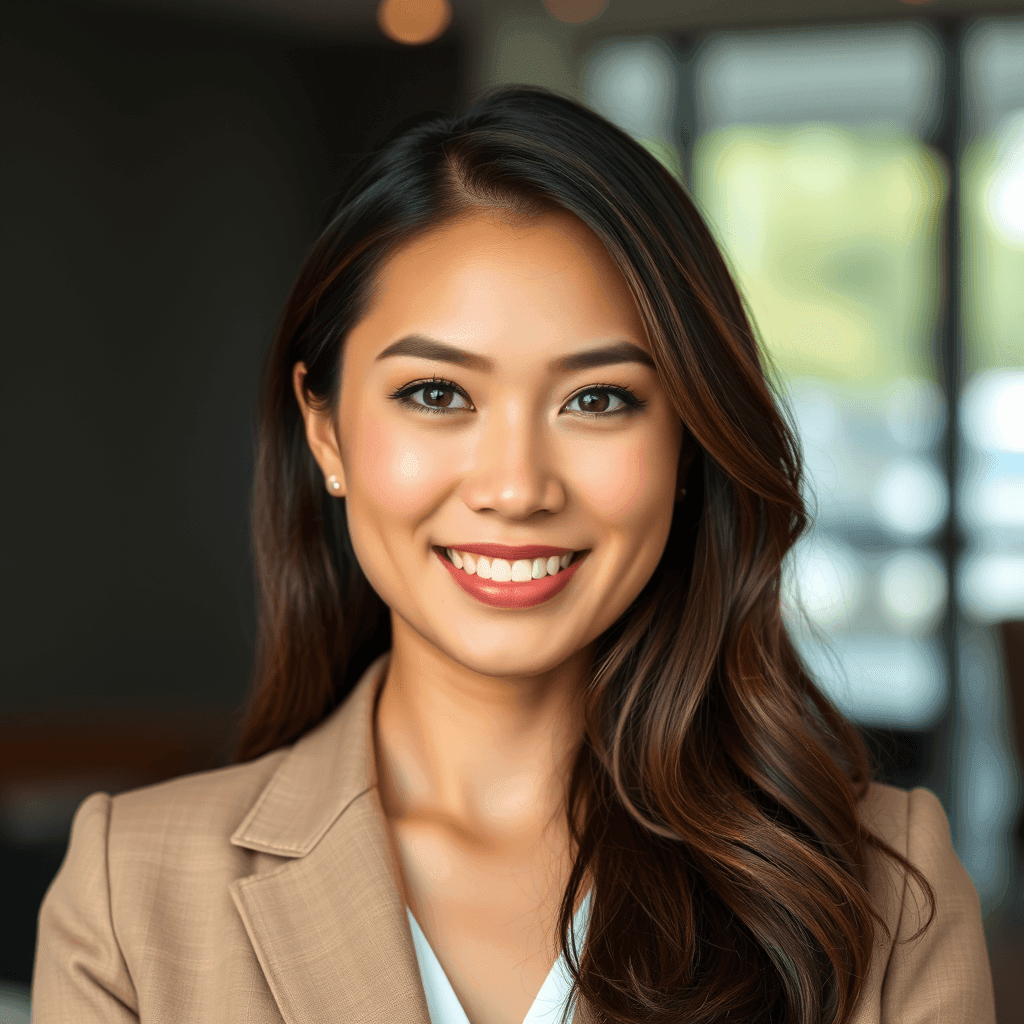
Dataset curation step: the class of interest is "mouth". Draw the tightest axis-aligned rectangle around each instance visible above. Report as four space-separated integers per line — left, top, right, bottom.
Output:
432 546 590 609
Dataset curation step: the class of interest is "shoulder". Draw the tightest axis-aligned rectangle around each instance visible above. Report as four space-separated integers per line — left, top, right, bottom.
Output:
857 781 950 855
856 781 969 904
53 750 294 958
57 748 292 878
855 782 957 920
35 750 296 1016
848 782 996 1024
100 747 291 853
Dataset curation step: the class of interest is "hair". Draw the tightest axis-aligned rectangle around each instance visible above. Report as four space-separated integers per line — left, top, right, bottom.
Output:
235 85 935 1024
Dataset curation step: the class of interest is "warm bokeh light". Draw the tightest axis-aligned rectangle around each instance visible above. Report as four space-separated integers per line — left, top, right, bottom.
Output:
377 0 451 45
543 0 609 25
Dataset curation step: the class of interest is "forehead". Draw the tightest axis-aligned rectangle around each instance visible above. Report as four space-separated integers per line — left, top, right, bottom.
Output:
352 208 649 358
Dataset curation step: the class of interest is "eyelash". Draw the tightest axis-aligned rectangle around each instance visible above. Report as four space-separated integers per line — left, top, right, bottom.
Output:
388 377 648 417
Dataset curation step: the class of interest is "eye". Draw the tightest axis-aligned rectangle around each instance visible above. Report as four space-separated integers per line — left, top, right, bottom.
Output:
564 385 645 417
390 378 473 415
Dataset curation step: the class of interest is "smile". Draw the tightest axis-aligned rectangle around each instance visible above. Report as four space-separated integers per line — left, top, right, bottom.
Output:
446 547 576 580
434 546 588 609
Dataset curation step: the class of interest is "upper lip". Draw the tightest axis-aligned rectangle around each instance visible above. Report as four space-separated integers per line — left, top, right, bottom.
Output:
440 543 578 560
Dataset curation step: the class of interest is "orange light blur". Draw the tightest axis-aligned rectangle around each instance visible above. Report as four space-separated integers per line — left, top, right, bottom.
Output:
543 0 609 25
377 0 452 45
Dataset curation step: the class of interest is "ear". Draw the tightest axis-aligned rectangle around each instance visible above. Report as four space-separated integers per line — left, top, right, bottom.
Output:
675 427 698 503
292 362 347 497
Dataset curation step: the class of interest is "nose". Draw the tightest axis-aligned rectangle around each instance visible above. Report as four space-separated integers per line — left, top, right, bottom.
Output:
460 400 566 519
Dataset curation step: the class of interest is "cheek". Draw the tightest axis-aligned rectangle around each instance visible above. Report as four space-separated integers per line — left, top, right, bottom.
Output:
351 414 454 516
569 431 675 526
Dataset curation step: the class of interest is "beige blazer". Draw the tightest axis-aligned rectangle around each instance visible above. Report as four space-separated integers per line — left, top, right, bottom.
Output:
32 653 996 1023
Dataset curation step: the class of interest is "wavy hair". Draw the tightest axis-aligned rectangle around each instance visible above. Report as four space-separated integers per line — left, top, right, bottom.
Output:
235 85 935 1024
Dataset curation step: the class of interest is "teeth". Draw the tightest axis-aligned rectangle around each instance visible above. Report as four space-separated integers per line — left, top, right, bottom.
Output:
445 549 578 581
511 559 533 582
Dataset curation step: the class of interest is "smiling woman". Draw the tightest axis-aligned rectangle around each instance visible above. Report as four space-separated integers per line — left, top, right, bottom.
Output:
32 87 994 1024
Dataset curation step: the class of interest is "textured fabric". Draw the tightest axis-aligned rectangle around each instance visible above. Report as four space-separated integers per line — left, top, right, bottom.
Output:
407 890 592 1024
32 651 996 1023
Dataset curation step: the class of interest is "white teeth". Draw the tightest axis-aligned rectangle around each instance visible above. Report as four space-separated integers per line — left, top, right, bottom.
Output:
511 559 533 582
447 549 579 581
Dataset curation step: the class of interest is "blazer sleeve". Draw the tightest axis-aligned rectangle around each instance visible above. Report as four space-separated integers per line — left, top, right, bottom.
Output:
32 792 140 1023
880 787 996 1023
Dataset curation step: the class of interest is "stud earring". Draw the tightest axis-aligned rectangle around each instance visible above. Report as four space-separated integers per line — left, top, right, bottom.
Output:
328 475 341 491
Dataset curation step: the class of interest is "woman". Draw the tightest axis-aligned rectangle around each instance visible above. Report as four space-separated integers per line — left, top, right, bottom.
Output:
33 86 995 1024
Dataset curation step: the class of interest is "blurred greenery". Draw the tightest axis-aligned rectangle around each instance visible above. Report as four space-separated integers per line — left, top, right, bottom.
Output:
962 118 1024 373
692 124 947 385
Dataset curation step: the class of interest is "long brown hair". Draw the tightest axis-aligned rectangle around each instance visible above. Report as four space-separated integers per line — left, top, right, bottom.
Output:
236 85 935 1024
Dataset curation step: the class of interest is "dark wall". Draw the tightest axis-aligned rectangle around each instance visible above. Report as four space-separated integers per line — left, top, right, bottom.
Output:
0 0 464 985
1 0 465 717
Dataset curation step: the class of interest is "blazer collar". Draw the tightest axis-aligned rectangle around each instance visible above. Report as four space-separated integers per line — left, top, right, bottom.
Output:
228 652 434 1024
230 651 390 857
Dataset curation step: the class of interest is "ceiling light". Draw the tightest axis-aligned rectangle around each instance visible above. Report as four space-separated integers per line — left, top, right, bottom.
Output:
543 0 609 25
377 0 451 45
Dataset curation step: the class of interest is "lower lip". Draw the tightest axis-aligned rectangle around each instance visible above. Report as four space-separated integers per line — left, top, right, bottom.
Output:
436 551 586 609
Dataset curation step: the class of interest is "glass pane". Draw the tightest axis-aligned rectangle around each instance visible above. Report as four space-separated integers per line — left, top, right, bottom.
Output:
961 18 1024 624
692 24 949 730
957 17 1024 905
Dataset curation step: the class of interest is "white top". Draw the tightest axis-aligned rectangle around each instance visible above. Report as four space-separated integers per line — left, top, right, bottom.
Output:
406 891 593 1024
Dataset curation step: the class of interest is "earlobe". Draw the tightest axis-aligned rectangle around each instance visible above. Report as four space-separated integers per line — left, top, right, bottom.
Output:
292 361 348 498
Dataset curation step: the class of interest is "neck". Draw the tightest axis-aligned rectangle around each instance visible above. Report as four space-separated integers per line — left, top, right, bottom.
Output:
373 618 592 841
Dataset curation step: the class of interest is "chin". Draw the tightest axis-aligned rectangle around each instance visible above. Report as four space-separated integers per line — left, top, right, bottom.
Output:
431 622 593 680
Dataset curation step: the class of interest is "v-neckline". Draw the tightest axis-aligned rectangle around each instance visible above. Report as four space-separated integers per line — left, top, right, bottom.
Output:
405 890 593 1024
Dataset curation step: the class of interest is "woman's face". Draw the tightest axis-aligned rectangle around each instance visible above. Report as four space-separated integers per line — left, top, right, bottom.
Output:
298 208 686 678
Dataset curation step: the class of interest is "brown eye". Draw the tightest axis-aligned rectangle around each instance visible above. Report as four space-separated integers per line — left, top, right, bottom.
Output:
578 391 612 413
565 387 639 416
424 386 456 408
392 379 472 414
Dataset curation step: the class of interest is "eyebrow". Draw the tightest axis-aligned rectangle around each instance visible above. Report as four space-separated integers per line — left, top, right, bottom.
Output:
374 334 656 373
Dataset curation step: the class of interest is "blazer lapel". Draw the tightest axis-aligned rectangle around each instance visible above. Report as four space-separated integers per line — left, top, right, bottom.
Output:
228 653 431 1024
